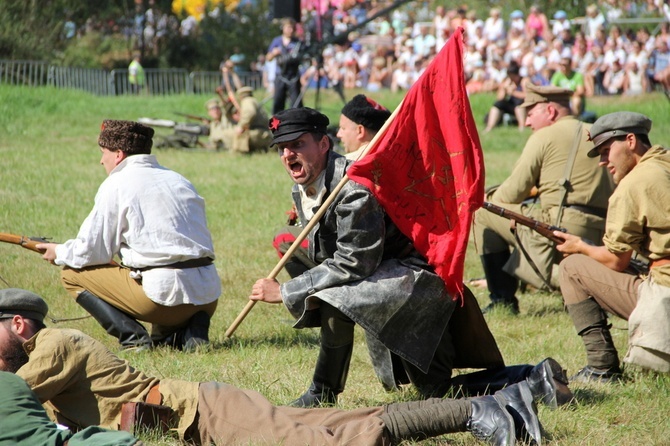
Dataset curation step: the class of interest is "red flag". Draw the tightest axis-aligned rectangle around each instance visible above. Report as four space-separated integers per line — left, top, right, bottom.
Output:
347 27 485 300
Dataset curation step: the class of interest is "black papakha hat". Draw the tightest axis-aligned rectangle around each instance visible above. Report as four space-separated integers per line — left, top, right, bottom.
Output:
268 107 329 145
98 119 154 155
340 94 391 132
0 288 49 323
587 112 653 157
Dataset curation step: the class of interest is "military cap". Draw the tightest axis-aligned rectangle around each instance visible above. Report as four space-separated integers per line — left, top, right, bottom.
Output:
236 86 254 97
205 98 222 109
520 84 573 109
587 112 652 157
0 288 49 323
98 120 154 155
268 107 329 145
341 94 391 132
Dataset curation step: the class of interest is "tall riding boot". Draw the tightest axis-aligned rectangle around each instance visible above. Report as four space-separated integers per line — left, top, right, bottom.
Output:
76 290 152 350
480 252 519 314
290 342 353 407
567 299 622 383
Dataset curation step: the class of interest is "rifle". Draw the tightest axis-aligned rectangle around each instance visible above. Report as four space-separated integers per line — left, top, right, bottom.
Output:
482 202 567 244
173 112 211 123
483 203 651 276
0 233 50 253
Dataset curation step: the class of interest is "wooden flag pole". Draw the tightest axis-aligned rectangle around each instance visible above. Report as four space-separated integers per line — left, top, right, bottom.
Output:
224 102 403 338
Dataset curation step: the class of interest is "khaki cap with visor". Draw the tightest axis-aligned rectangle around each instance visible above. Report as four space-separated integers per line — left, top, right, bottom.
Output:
586 112 653 157
520 84 573 109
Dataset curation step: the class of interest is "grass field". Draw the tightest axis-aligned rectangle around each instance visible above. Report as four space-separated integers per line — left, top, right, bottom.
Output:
1 84 670 445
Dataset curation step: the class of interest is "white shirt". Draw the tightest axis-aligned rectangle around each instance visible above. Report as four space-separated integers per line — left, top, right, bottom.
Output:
56 155 221 306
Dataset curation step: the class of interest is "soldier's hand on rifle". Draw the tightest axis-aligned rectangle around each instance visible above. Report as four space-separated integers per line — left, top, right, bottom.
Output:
552 231 581 255
36 243 58 265
249 278 283 304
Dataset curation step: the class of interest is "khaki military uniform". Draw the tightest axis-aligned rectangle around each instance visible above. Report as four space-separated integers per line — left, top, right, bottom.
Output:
474 116 616 289
208 116 236 150
560 145 670 372
232 94 272 153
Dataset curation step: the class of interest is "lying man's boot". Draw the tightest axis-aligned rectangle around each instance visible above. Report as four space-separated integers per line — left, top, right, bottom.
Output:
570 365 623 384
526 357 574 408
495 381 542 445
467 395 516 446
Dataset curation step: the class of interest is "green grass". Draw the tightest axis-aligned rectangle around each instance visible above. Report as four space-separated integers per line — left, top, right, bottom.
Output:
1 84 670 445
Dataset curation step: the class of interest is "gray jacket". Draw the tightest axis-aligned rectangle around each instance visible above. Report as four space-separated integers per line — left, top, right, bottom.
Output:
280 151 456 376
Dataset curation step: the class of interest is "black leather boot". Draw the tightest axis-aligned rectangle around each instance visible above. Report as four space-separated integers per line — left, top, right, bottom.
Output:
467 395 516 446
495 381 542 445
76 290 152 351
480 252 520 314
526 358 573 408
290 343 353 407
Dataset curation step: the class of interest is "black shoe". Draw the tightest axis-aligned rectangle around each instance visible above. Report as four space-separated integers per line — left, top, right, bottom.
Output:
467 395 516 446
290 383 338 408
482 299 519 315
527 358 574 409
495 381 542 445
570 366 623 384
183 311 210 351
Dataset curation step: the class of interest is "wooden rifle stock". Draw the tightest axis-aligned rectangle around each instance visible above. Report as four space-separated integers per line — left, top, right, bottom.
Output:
0 233 50 253
173 112 211 123
482 202 567 244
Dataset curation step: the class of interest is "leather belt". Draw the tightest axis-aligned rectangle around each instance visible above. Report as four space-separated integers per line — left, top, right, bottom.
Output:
134 257 213 272
564 205 607 219
650 258 670 269
146 384 162 405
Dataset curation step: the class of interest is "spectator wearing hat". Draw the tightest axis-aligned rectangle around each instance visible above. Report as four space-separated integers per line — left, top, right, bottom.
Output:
231 86 272 153
36 120 220 352
0 291 547 446
551 10 571 39
473 84 616 313
255 108 573 418
554 111 670 381
509 10 525 33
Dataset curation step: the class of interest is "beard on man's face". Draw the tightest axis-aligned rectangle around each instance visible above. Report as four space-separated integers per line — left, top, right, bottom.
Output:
0 330 29 373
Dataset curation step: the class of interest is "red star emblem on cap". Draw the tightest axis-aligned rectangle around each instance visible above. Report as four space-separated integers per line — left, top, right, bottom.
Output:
269 117 281 131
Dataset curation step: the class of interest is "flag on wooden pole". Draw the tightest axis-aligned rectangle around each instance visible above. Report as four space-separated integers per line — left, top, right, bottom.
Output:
347 27 485 299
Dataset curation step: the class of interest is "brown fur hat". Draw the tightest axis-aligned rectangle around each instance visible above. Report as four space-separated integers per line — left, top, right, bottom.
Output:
98 120 154 155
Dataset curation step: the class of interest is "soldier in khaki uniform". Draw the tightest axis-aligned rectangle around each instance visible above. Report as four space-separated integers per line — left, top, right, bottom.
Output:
554 112 670 382
473 84 616 313
205 98 237 150
231 86 272 153
1 289 548 446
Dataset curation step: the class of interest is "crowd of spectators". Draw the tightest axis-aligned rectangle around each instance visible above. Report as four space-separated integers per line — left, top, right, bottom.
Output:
64 0 670 101
246 0 670 101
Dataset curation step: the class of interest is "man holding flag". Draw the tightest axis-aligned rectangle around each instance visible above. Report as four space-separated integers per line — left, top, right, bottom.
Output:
250 29 572 421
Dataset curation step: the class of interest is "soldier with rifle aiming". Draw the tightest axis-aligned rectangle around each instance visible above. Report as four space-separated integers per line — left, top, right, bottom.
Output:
473 84 616 314
552 112 670 382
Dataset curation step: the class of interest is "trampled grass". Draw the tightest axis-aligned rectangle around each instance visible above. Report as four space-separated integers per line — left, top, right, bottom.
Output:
1 84 670 445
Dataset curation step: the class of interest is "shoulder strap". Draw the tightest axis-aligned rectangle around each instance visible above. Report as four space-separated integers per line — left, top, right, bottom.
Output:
555 122 583 226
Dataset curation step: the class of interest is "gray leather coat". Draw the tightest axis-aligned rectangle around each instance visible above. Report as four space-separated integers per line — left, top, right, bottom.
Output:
280 151 456 379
